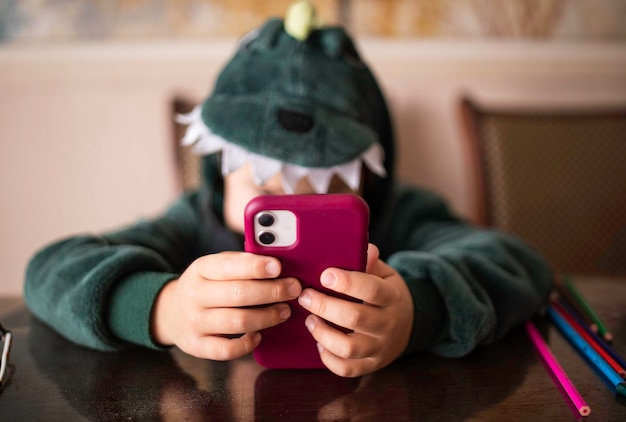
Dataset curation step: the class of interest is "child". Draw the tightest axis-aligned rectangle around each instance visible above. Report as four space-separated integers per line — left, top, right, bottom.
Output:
24 3 553 378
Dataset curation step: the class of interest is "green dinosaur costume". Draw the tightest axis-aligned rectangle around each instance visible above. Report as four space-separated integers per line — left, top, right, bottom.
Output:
24 4 553 360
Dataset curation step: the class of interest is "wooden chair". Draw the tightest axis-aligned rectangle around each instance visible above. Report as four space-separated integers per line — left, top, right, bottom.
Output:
171 97 202 192
459 98 626 276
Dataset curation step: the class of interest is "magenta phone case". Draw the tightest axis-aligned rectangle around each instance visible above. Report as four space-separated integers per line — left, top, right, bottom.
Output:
244 194 369 369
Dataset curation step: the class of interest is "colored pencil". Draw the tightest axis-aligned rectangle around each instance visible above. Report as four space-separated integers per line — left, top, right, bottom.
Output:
552 301 626 378
547 306 626 397
556 297 626 373
555 283 596 331
563 276 613 342
525 321 591 416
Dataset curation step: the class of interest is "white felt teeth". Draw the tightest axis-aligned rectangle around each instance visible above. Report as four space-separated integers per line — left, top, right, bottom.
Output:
178 106 386 194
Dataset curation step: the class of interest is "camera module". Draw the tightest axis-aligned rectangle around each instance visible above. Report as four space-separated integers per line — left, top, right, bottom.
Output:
258 231 276 245
252 209 296 247
257 212 275 227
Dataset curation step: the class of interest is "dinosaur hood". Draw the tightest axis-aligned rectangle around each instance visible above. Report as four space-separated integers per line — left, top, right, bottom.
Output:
181 12 395 215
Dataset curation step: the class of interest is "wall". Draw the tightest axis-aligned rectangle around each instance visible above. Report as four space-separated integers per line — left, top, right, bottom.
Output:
2 0 625 41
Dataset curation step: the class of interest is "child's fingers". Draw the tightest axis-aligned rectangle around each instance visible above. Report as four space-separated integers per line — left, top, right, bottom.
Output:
364 255 397 280
304 314 378 360
316 341 378 378
189 332 262 361
304 314 380 377
365 243 380 273
319 268 395 307
299 288 384 333
193 252 281 281
194 304 291 335
194 277 301 308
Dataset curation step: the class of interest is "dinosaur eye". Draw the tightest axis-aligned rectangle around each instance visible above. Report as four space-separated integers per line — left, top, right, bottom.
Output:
277 109 314 133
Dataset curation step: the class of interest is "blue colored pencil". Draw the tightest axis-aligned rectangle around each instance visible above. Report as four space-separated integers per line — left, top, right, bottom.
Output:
556 297 626 372
547 306 626 396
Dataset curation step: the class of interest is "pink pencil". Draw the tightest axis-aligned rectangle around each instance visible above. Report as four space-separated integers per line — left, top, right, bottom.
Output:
525 321 591 417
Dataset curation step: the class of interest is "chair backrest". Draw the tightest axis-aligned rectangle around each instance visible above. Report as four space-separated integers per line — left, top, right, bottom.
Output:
171 97 202 192
459 98 626 276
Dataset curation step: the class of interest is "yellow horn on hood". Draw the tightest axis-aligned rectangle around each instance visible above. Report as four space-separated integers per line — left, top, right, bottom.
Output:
284 1 317 41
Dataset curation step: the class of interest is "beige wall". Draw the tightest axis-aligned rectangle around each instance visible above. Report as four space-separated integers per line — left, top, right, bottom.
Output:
1 40 626 296
3 0 625 41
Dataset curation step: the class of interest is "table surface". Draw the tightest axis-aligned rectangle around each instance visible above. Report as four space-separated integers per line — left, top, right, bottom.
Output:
1 277 626 421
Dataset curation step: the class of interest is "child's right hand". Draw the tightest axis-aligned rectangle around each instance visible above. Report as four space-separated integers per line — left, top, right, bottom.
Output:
151 252 301 360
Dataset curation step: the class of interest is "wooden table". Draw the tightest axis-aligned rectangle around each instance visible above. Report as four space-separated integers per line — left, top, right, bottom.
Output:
1 277 625 421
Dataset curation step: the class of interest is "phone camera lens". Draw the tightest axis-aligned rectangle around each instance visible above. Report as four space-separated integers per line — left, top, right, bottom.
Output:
258 212 275 227
258 231 276 245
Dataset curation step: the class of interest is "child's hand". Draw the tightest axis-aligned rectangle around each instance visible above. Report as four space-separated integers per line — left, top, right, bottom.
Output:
151 252 301 361
297 244 414 377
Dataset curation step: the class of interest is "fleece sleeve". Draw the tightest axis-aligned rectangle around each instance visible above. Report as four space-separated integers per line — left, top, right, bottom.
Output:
378 186 554 357
23 191 218 351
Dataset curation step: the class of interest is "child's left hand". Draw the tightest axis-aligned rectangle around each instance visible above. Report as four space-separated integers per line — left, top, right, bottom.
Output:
297 243 414 377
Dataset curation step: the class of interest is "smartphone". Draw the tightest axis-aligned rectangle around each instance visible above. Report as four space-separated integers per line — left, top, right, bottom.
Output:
244 193 370 369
